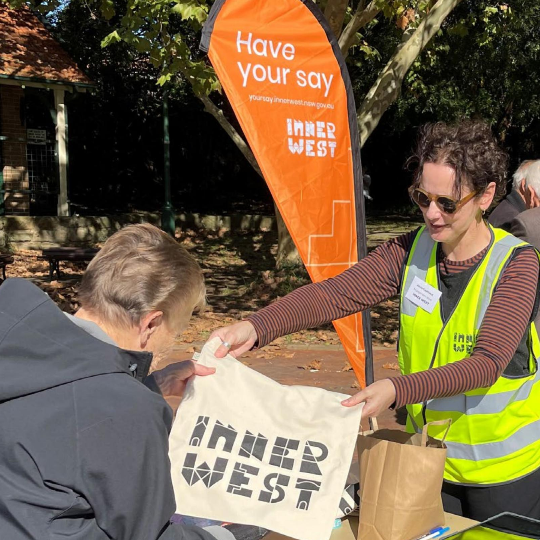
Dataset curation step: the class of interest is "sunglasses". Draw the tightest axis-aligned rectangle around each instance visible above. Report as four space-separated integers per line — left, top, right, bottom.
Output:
410 187 479 215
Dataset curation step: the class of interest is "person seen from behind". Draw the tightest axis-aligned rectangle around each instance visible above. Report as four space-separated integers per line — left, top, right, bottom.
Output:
0 223 235 540
488 159 540 230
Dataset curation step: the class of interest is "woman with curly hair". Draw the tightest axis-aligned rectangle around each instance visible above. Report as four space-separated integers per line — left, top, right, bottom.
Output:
210 120 540 519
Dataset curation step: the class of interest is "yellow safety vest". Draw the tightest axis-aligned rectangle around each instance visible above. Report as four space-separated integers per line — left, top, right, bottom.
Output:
455 526 531 540
398 225 540 485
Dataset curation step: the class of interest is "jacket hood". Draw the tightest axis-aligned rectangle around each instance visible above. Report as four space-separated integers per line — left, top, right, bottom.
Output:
0 278 152 402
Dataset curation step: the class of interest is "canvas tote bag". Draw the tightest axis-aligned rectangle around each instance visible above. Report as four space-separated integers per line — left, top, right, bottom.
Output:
357 419 451 540
169 338 363 540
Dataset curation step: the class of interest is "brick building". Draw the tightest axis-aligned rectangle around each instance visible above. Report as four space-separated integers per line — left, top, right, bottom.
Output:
0 5 93 216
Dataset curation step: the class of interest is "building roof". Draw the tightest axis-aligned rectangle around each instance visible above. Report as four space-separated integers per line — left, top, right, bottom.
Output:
0 5 93 87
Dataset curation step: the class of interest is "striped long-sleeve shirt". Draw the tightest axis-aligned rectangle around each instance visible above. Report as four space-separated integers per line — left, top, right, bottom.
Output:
249 230 540 409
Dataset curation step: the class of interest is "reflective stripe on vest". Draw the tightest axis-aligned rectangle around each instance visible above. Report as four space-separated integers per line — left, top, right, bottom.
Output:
399 225 540 485
445 417 540 461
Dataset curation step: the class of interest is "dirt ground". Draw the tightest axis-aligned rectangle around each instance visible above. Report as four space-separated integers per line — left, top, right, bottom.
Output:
4 216 421 429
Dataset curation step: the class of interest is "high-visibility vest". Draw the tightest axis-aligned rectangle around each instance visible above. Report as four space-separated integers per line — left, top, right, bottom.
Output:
456 526 533 540
398 225 540 485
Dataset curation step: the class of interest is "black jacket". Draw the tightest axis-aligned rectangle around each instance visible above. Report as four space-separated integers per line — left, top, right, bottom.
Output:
488 189 527 231
0 278 212 540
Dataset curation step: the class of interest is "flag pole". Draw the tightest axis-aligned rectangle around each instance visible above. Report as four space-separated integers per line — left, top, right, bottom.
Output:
353 178 374 387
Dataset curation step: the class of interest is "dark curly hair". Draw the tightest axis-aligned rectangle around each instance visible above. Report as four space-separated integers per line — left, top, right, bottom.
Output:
407 120 508 203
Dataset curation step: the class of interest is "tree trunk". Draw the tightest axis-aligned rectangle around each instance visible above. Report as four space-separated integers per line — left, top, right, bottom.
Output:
356 0 463 146
338 0 380 57
324 0 349 38
198 94 262 176
275 203 302 269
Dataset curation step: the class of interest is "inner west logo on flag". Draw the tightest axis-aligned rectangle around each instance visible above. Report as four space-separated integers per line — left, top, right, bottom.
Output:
169 338 362 540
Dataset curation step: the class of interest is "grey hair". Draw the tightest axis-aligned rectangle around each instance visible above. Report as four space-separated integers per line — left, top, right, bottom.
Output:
79 223 206 328
513 160 540 197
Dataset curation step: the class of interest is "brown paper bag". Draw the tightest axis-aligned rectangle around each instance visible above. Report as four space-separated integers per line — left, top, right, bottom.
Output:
357 419 451 540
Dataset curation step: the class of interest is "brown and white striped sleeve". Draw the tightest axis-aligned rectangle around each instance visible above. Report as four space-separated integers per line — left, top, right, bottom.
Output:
248 230 417 347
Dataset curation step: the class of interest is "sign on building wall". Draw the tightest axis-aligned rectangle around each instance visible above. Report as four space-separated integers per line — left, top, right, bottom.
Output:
26 129 47 145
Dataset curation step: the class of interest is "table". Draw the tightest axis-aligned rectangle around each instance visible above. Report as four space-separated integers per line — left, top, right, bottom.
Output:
264 513 478 540
332 515 477 540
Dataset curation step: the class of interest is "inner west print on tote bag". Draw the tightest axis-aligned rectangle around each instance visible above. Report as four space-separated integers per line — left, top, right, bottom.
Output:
169 338 363 540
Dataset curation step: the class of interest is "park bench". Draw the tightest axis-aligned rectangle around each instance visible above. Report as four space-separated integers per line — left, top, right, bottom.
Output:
0 254 14 282
40 247 100 281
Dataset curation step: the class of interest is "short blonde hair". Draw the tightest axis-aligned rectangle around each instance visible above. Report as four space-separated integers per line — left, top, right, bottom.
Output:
79 223 205 327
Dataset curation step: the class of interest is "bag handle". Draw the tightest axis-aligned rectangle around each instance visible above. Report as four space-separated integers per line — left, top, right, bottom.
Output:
421 418 452 447
360 416 379 435
368 416 378 432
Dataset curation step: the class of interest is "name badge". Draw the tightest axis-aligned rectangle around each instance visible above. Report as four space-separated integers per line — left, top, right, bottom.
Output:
404 276 442 314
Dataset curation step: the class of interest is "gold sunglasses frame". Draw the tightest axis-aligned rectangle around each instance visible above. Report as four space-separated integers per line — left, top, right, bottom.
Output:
410 187 479 214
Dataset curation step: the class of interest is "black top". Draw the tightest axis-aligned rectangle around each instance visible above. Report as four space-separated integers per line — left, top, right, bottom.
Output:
488 190 527 231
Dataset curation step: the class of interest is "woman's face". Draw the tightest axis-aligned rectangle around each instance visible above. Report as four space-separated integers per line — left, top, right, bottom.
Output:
418 162 488 246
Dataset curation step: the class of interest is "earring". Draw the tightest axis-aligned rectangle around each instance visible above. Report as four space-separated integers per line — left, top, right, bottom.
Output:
482 209 486 216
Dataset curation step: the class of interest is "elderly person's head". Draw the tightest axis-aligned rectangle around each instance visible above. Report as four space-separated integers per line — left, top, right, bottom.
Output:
407 120 507 246
76 223 205 357
512 160 540 209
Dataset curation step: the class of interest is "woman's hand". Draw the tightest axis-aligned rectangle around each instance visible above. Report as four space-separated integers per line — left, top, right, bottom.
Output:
209 321 258 358
341 379 396 419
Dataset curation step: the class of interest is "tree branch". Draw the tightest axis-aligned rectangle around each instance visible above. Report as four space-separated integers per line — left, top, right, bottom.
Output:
197 94 262 177
356 0 463 146
338 0 380 56
324 0 349 38
196 93 299 265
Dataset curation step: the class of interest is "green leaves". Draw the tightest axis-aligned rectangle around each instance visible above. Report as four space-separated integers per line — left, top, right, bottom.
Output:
3 0 60 10
101 30 121 48
447 22 468 37
92 0 219 98
170 1 208 25
100 0 115 20
157 73 172 86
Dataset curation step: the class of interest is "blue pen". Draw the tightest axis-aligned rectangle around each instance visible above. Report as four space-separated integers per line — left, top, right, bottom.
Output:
420 527 450 540
416 527 446 540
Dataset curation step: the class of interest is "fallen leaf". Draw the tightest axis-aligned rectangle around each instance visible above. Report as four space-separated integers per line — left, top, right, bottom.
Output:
342 362 353 372
298 359 322 371
383 362 400 371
